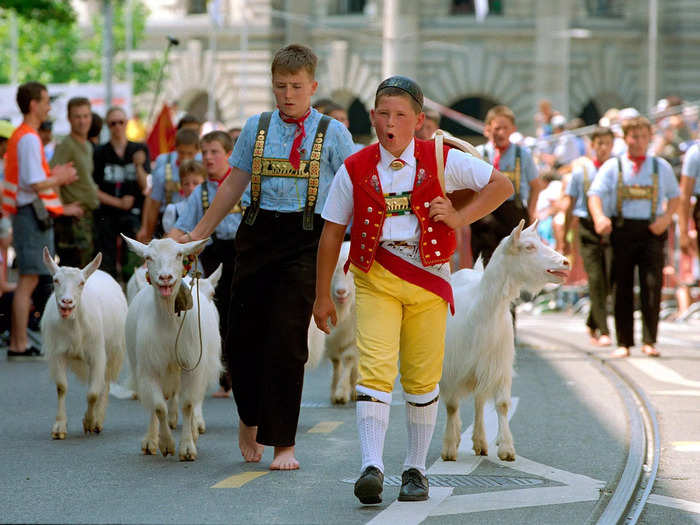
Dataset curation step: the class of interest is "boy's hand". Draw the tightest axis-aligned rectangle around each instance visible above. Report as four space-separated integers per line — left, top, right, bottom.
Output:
429 196 464 229
313 296 337 335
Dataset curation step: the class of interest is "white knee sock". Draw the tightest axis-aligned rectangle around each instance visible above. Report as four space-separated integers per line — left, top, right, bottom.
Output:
357 401 390 473
404 400 439 475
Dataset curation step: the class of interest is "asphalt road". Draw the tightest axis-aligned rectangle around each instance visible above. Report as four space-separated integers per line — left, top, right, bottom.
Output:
1 311 699 524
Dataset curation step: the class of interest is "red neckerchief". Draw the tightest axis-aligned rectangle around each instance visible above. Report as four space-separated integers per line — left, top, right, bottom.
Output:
492 143 509 170
279 107 311 170
593 158 604 169
628 154 646 173
211 167 231 187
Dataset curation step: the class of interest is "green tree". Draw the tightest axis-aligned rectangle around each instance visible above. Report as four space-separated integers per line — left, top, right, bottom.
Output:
0 0 75 23
0 1 159 95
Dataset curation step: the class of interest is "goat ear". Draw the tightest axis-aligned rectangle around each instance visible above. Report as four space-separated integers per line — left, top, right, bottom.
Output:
42 246 59 276
121 234 148 258
182 237 210 257
510 219 525 244
206 263 223 290
525 219 539 232
82 252 102 279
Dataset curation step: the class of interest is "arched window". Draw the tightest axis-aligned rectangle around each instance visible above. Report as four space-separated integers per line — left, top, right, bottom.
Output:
440 96 499 140
348 98 372 142
578 99 602 126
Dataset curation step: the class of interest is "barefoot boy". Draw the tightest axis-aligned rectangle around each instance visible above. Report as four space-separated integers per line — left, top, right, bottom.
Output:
313 76 513 503
183 45 355 470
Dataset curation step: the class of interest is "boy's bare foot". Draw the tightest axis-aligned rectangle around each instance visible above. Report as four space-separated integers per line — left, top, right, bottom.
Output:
642 344 660 357
597 335 612 347
270 446 299 470
212 387 232 398
610 346 630 358
238 422 263 462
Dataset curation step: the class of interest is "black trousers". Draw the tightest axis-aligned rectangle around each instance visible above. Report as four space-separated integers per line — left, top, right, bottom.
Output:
611 219 665 347
227 210 322 447
579 219 612 336
199 238 236 391
471 200 529 266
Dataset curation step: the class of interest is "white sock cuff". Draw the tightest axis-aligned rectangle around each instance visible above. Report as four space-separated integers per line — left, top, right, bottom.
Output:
356 384 392 405
404 385 439 405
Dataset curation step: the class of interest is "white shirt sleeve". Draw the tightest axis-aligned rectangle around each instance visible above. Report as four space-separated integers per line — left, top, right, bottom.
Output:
321 163 354 226
444 149 493 193
17 134 47 186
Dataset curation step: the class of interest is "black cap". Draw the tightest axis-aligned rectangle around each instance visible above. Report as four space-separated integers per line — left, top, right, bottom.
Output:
39 120 53 132
376 76 423 108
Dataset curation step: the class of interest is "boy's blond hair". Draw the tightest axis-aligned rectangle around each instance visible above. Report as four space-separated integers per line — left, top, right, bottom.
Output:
200 130 234 154
622 116 652 137
271 44 317 78
484 105 516 125
178 160 206 182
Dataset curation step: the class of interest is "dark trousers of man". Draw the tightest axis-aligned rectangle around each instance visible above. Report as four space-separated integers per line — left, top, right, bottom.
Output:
54 211 95 269
578 218 612 336
226 210 322 447
470 200 529 266
199 237 235 391
94 210 140 281
611 219 665 347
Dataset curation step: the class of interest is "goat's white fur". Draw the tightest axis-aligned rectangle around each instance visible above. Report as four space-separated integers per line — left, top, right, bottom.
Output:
122 236 222 461
440 220 570 461
40 248 127 439
307 242 357 404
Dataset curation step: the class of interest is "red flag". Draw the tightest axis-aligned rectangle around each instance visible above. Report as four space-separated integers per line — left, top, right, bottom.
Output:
146 104 176 161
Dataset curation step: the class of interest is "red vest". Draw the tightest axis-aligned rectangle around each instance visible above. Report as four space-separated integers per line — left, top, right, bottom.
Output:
346 139 455 272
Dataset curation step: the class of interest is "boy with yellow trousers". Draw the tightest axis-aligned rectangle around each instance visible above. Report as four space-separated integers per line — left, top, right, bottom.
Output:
314 76 513 504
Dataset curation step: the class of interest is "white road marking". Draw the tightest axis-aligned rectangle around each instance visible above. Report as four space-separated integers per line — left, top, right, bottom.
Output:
628 359 700 389
652 390 700 397
365 488 453 525
648 494 700 515
673 441 700 452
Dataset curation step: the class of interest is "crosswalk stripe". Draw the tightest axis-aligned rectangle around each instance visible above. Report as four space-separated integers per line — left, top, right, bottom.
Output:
211 471 268 488
672 441 700 452
308 421 343 433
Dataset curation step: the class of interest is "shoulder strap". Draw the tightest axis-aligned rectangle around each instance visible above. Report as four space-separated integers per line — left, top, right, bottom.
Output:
434 131 446 195
302 115 331 231
243 111 273 227
651 157 659 222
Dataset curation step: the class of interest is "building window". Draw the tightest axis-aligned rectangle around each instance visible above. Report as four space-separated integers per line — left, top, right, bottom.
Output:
187 0 207 15
584 0 624 17
451 0 503 16
329 0 366 15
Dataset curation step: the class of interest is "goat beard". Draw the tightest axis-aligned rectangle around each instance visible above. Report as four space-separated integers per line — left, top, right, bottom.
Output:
59 306 74 318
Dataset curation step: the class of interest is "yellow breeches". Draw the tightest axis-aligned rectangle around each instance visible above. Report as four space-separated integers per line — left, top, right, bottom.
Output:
350 261 447 396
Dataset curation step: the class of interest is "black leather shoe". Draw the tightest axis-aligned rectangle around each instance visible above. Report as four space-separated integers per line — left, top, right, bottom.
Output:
354 466 384 504
398 468 429 501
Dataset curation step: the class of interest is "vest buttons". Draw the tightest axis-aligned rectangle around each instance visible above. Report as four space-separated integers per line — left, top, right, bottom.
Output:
435 251 441 256
364 219 369 225
431 239 437 245
362 232 367 238
360 256 365 262
427 227 433 233
361 244 365 249
424 202 430 207
367 206 373 212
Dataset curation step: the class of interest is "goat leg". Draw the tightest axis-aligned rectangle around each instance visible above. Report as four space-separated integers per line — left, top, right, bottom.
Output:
51 357 68 440
441 397 462 461
472 394 488 456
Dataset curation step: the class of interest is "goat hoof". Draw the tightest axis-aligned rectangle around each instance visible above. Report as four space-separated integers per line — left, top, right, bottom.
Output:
160 437 176 457
179 444 197 461
141 438 158 455
497 446 516 461
52 422 67 440
331 395 349 405
441 444 458 461
473 445 488 456
51 431 66 440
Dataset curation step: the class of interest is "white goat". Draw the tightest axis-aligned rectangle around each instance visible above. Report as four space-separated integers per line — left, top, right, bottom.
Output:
307 242 357 404
126 266 148 304
40 248 127 439
440 220 570 461
123 236 222 461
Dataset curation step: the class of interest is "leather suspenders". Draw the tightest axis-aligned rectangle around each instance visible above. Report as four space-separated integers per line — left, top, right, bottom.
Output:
615 156 659 225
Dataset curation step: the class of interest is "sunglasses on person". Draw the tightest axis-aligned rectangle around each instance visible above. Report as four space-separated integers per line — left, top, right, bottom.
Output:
108 120 126 127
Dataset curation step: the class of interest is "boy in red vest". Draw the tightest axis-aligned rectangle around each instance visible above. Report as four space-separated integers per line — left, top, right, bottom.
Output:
314 76 513 504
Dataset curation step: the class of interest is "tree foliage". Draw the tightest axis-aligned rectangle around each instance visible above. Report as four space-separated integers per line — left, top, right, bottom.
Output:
0 0 76 24
0 0 160 95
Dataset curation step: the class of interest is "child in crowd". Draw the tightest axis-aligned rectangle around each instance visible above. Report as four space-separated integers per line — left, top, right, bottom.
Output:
314 76 513 504
162 160 206 233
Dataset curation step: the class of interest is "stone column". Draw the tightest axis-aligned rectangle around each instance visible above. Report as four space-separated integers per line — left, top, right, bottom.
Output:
382 0 419 80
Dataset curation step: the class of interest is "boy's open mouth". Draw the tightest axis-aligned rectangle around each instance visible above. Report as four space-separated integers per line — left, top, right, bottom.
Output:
387 132 395 139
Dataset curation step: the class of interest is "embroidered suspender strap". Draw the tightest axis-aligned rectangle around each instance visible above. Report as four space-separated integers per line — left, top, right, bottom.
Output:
581 161 592 217
434 130 447 195
164 152 176 205
651 157 659 223
302 115 331 231
244 111 273 226
616 156 659 223
200 183 217 241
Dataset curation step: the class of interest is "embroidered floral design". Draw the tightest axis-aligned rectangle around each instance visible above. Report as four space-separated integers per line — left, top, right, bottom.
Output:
417 168 426 186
